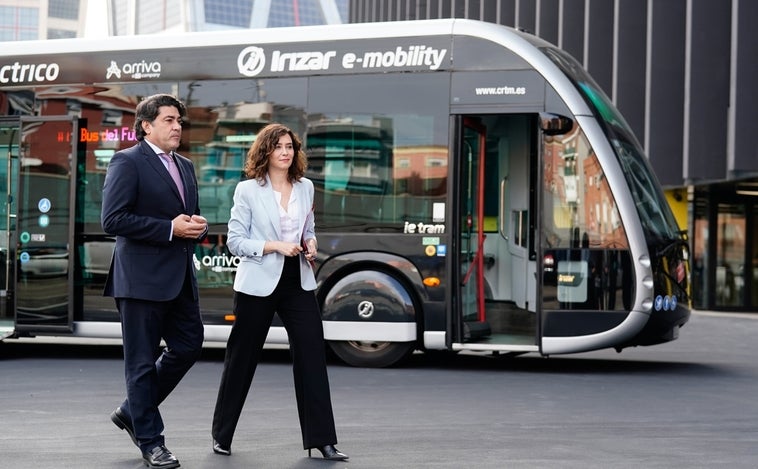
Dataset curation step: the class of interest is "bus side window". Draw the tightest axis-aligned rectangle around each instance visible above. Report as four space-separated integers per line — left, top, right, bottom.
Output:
344 177 365 222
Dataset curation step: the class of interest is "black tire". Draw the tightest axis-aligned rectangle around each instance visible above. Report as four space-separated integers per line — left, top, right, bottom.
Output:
328 339 414 368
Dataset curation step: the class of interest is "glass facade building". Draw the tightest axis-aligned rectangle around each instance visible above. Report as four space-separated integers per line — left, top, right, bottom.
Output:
109 0 348 35
0 1 348 41
0 0 84 41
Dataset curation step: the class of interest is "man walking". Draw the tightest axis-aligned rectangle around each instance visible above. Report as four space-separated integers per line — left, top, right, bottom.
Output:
101 93 208 468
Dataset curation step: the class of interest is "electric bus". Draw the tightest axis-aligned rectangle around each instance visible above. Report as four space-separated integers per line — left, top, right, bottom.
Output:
0 19 690 367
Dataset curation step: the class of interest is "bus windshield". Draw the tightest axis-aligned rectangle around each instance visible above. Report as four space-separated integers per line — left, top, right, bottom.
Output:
542 47 682 243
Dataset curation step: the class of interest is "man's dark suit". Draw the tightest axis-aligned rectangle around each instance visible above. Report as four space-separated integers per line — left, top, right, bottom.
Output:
102 139 205 453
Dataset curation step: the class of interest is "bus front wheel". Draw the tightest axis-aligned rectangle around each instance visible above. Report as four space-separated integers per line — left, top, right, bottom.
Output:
329 339 414 368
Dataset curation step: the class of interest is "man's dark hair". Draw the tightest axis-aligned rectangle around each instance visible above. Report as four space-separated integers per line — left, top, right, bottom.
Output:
133 94 187 141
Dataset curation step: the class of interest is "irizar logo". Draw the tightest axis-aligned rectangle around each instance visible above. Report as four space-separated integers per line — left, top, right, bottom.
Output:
237 44 448 77
238 46 266 77
271 50 337 72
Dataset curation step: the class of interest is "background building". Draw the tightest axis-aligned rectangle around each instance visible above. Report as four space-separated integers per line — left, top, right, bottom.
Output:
348 0 758 312
0 0 348 40
0 0 87 40
107 0 348 35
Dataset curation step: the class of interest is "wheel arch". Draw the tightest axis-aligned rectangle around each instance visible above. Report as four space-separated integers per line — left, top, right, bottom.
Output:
315 251 428 309
316 252 426 367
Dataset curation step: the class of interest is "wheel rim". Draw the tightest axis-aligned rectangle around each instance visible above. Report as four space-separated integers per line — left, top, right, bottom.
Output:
346 340 392 353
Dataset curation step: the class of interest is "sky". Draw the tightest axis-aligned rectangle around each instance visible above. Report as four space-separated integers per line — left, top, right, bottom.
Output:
84 1 109 38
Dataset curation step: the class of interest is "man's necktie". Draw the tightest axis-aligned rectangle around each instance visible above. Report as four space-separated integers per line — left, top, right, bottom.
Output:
159 153 185 206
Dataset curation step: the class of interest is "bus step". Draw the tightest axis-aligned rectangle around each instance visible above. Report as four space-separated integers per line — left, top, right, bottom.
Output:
463 320 491 341
0 321 14 340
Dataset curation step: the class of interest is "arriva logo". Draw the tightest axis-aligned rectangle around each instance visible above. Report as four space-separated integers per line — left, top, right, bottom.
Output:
200 253 241 273
105 60 162 80
0 62 60 84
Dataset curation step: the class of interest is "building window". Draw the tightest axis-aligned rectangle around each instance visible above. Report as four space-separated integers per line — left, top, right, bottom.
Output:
334 0 348 22
0 6 39 41
48 28 77 39
204 0 252 28
48 0 80 20
137 0 182 33
269 0 325 27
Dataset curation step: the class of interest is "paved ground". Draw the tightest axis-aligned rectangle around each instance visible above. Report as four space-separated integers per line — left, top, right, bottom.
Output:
1 311 757 468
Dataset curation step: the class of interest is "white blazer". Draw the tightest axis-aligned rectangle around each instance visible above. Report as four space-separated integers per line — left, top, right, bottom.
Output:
227 175 317 296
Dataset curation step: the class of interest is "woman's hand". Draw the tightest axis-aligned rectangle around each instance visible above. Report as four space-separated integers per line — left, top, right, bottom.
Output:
269 240 303 257
303 238 317 262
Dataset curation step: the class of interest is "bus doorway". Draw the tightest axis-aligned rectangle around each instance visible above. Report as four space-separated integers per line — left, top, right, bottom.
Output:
0 120 18 339
454 115 539 351
13 117 80 333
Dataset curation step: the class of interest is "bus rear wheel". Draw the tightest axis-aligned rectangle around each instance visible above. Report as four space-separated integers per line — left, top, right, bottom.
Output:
329 339 414 368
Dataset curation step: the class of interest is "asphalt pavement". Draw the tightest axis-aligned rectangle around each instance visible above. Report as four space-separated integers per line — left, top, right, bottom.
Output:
1 311 757 468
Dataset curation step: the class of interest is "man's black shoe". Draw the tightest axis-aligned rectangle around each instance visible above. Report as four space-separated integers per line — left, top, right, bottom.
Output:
143 445 180 468
110 407 138 447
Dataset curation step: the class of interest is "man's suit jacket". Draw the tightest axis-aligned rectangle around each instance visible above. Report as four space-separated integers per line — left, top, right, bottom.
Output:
101 140 204 301
227 175 317 297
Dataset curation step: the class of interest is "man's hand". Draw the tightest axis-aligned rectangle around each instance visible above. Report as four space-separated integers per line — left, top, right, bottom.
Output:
173 214 208 239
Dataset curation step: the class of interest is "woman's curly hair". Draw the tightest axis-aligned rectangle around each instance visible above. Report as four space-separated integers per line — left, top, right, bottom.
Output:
244 123 307 184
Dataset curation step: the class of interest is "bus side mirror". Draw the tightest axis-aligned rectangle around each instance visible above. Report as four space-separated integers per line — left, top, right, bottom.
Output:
540 113 574 136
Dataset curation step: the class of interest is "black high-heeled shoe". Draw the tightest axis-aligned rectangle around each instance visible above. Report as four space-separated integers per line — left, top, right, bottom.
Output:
212 439 231 456
308 444 349 461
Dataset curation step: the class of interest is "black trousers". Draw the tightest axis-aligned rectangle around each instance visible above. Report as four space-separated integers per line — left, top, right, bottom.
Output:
116 276 204 453
212 256 338 449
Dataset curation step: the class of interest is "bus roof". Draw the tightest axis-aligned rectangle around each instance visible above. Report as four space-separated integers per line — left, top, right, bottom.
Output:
0 18 590 117
1 19 551 56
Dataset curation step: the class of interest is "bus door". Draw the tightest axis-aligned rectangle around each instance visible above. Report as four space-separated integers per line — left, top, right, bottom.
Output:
0 119 19 339
13 116 80 333
502 117 536 312
458 118 488 340
454 115 538 349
